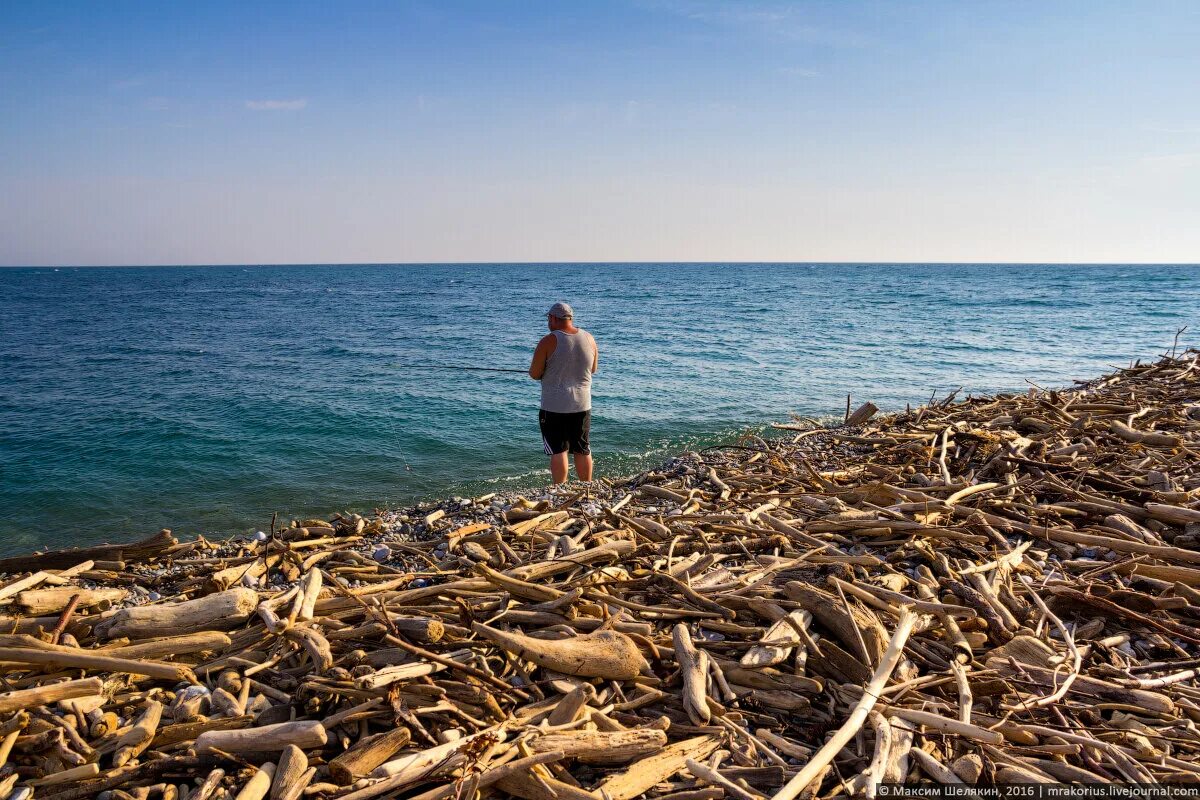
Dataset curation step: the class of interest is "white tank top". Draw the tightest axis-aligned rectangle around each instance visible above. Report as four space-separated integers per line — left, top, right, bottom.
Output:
540 329 595 413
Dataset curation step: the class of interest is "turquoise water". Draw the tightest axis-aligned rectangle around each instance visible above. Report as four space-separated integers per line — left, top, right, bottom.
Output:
1 263 1196 556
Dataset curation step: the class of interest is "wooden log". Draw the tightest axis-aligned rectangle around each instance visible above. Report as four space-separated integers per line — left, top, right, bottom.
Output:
475 562 563 601
986 659 1174 713
846 402 879 426
102 631 233 659
673 623 711 725
344 750 566 800
16 587 128 614
527 729 668 764
785 582 887 666
880 707 1004 745
153 716 254 748
194 721 329 754
0 647 196 683
593 735 722 800
270 745 307 800
471 622 649 679
0 571 54 604
505 540 636 581
328 726 411 784
741 610 809 668
0 530 176 573
113 700 164 767
29 762 101 787
1145 502 1200 526
295 569 322 622
96 588 259 639
1110 420 1182 448
234 763 276 800
547 683 595 726
0 678 104 715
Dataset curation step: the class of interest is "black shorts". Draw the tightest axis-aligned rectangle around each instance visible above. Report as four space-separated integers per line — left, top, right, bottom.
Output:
539 409 591 455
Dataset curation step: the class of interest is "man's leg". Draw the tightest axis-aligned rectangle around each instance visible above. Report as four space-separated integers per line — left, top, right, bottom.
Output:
573 453 593 481
549 452 569 483
571 410 593 481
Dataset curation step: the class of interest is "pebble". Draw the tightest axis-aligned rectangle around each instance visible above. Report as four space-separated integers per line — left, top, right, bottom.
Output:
372 545 391 562
411 578 429 588
254 530 268 542
177 685 210 701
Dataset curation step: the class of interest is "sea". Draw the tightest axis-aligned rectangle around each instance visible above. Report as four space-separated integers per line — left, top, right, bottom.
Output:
1 263 1196 557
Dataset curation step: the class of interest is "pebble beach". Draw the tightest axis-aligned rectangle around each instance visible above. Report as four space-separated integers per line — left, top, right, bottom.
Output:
2 350 1200 799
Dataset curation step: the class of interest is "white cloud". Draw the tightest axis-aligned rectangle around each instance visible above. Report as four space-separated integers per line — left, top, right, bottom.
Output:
244 98 308 111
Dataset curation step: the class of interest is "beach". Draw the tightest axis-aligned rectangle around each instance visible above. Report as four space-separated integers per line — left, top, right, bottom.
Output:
2 350 1199 796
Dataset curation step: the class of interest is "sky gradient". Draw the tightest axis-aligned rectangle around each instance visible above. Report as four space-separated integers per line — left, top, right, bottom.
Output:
2 1 1198 265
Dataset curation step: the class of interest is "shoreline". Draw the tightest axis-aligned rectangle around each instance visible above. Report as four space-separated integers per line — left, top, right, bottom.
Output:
1 350 1199 796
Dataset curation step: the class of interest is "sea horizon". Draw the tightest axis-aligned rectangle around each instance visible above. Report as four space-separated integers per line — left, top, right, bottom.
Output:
4 261 1200 269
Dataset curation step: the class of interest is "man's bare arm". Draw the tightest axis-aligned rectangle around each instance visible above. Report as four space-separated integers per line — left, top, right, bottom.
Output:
591 339 599 374
529 335 554 380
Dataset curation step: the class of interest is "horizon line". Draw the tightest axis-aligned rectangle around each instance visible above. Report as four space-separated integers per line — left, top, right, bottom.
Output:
3 260 1200 269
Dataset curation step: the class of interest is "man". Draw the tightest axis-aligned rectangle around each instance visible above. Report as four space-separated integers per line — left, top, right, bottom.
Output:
528 302 599 483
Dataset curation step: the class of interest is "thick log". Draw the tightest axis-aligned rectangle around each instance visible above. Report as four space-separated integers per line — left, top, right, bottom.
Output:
0 678 104 715
102 631 233 659
471 622 649 679
0 530 176 573
527 729 668 764
1110 420 1182 448
15 587 128 615
785 582 887 666
270 745 307 800
328 726 411 784
371 728 507 781
96 588 259 639
194 721 329 754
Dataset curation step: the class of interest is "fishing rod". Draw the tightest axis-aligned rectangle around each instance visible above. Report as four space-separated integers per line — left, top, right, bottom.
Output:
389 364 527 373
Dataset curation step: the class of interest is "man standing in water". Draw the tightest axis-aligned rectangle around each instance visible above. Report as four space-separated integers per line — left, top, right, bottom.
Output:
529 302 599 483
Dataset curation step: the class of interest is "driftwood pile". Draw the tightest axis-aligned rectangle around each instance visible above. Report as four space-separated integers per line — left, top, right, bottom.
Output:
2 350 1200 799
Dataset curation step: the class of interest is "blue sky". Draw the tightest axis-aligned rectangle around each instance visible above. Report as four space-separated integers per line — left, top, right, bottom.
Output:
2 1 1198 264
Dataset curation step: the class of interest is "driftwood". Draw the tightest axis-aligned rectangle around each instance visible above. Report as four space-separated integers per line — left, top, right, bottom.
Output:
96 588 259 639
194 721 328 753
0 530 175 572
1 350 1200 797
328 726 411 784
470 621 648 679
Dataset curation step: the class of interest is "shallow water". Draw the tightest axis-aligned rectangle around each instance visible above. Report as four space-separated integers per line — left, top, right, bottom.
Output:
1 263 1196 555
